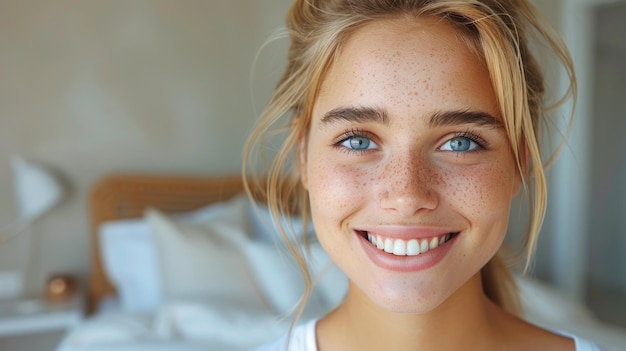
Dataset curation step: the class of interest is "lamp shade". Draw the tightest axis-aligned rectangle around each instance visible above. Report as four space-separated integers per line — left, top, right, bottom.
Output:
12 156 63 223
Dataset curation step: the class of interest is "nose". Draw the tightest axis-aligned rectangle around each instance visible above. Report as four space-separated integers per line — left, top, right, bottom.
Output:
378 152 439 216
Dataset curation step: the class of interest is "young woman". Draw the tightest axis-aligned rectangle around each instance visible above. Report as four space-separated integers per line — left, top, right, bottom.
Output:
245 0 602 350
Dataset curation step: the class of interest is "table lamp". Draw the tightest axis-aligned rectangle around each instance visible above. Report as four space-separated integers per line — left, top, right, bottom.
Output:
0 156 64 242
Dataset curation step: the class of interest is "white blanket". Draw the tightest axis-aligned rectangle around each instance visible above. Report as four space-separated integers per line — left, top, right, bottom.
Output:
57 299 302 351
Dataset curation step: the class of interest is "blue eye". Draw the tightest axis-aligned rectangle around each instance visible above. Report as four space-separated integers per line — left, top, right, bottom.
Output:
340 135 379 151
441 136 478 152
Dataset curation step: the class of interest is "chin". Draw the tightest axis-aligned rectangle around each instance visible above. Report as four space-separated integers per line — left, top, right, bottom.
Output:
358 278 457 315
357 268 484 315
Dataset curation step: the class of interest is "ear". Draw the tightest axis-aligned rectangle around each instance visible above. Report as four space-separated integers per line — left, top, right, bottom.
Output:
295 118 309 190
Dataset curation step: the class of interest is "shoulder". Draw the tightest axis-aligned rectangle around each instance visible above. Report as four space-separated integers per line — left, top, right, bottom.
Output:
531 325 609 351
251 319 318 351
567 333 610 351
488 303 603 351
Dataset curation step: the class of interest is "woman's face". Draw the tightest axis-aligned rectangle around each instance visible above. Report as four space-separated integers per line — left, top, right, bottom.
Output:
300 17 520 313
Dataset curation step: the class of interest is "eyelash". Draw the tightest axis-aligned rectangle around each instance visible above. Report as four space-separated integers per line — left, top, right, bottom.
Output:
449 130 489 151
333 128 378 155
332 128 490 154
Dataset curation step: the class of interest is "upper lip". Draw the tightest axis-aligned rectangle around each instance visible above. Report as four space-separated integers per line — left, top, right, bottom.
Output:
354 225 460 240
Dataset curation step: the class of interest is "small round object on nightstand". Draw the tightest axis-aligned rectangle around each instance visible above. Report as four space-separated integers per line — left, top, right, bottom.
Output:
45 274 76 302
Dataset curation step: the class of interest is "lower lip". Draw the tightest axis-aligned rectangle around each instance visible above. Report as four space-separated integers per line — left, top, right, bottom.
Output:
357 232 458 273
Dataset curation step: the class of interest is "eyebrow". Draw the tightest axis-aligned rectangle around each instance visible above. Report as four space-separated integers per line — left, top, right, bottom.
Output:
428 110 502 128
320 106 502 129
321 106 389 125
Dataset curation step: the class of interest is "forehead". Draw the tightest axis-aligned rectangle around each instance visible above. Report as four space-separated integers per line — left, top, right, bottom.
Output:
313 17 499 122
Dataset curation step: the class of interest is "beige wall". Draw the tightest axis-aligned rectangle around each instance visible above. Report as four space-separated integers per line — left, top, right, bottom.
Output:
0 0 291 295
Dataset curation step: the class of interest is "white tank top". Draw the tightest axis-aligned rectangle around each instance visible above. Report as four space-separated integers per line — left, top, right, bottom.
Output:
252 319 609 351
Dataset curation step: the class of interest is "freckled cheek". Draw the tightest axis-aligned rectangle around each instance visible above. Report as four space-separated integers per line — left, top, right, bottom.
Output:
439 165 515 219
307 156 370 215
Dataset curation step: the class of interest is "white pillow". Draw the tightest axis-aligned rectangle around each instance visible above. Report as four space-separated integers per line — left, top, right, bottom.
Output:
307 244 349 308
248 203 315 243
98 195 253 312
242 239 347 316
241 241 304 314
99 194 325 313
145 205 265 307
99 219 161 312
246 203 348 315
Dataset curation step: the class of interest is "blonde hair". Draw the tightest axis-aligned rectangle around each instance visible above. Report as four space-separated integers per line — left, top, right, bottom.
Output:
243 0 576 320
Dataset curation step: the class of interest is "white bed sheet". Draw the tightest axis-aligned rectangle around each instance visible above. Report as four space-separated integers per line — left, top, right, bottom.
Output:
59 340 241 351
56 298 307 351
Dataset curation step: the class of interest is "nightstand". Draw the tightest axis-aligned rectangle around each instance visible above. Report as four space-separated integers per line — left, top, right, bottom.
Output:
0 295 84 351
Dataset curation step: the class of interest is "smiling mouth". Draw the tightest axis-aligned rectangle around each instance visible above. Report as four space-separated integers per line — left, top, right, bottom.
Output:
356 230 459 256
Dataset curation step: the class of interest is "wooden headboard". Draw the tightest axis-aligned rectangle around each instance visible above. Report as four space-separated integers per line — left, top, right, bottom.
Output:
88 174 244 313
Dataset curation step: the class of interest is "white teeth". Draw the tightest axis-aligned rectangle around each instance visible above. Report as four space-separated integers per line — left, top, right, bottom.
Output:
407 239 419 256
365 232 456 256
393 240 406 255
384 238 394 253
429 237 439 250
377 236 384 250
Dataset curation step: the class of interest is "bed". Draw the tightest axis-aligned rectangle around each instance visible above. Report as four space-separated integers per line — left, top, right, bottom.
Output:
56 174 626 351
56 174 344 351
87 174 246 315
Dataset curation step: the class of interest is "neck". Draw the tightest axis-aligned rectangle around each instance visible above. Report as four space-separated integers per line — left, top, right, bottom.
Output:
317 273 500 351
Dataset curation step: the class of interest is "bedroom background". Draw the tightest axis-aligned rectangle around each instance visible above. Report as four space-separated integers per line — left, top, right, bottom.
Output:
0 0 624 331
